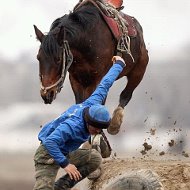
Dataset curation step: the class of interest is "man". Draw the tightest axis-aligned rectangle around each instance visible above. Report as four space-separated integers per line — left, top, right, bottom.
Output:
33 56 125 190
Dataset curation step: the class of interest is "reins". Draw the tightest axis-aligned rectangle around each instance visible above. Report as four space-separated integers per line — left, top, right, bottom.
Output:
40 31 73 94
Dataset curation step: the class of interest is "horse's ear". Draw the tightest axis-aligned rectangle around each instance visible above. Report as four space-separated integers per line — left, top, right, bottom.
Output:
33 25 44 42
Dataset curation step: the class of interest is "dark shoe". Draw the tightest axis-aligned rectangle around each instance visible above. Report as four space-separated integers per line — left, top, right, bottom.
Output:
54 175 75 190
87 166 102 180
54 166 91 190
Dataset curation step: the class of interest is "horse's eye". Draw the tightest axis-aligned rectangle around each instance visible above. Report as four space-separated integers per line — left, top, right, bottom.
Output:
56 57 61 64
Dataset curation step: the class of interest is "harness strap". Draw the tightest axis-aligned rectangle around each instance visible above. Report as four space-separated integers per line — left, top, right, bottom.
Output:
40 40 73 93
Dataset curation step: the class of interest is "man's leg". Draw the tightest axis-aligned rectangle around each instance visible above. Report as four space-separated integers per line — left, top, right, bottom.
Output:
82 134 112 180
54 149 102 190
33 144 60 190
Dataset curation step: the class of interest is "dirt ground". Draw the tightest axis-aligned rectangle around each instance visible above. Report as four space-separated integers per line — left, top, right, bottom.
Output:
0 152 190 190
91 157 190 190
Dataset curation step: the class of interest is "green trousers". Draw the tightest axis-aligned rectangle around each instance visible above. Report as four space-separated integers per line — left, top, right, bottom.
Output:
33 144 102 190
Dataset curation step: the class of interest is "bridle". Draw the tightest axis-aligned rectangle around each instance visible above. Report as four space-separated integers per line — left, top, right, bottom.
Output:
40 40 73 94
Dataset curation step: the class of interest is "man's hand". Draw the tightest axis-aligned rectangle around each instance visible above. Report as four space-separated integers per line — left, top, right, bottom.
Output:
64 164 82 181
112 56 125 64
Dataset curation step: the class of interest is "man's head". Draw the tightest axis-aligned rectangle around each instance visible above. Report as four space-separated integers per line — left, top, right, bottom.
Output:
84 105 111 135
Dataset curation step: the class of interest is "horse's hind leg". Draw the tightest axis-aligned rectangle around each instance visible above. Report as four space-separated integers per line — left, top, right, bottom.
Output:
108 52 149 135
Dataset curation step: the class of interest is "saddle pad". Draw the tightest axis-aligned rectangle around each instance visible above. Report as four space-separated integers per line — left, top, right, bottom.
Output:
102 12 137 40
123 13 137 37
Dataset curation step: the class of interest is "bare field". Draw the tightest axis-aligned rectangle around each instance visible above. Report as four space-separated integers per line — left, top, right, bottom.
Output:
0 153 190 190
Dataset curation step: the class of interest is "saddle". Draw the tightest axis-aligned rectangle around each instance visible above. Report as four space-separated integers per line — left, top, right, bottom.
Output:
74 0 137 61
106 0 123 9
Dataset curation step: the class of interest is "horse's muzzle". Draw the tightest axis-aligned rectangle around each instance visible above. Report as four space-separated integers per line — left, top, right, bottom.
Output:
40 89 57 104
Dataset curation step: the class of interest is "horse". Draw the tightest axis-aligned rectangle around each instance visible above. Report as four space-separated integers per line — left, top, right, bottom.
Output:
34 0 149 135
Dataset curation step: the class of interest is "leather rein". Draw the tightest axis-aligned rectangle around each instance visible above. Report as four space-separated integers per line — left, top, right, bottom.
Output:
40 36 73 94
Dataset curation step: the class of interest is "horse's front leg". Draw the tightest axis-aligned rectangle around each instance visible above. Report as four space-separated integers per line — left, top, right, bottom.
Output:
108 52 148 135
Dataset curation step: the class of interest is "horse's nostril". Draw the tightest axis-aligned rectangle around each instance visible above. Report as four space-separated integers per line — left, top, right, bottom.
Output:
41 90 56 104
50 91 54 99
41 93 51 104
43 97 49 104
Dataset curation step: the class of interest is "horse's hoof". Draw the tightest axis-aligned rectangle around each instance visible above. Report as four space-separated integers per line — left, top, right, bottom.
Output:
107 106 124 135
101 169 164 190
107 125 120 135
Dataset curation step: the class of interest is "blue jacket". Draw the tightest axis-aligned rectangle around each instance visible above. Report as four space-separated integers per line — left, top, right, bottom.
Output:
38 60 125 167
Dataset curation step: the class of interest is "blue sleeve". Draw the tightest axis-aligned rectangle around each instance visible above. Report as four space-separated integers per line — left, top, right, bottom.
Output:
84 61 125 105
43 125 71 168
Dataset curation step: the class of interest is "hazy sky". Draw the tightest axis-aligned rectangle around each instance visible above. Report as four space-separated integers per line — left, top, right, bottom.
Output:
0 0 190 60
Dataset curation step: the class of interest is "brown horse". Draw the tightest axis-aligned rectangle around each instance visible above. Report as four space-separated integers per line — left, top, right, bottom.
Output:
34 0 149 134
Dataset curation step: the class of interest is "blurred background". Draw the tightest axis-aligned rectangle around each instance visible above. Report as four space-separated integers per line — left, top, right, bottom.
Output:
0 0 190 189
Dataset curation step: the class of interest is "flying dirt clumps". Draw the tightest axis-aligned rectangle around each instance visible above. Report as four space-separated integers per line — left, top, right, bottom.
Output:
143 142 152 151
140 142 152 155
168 139 175 147
159 151 165 156
182 151 189 158
141 127 190 158
150 128 156 135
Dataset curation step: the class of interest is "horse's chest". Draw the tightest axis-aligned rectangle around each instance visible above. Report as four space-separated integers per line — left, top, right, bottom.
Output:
70 59 104 87
71 68 99 86
78 72 97 86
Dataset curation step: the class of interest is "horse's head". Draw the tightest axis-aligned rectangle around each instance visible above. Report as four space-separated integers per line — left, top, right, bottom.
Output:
34 25 73 104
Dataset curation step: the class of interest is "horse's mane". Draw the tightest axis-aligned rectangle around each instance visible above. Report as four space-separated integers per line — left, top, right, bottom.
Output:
51 4 100 31
41 3 101 57
68 4 100 29
41 35 60 57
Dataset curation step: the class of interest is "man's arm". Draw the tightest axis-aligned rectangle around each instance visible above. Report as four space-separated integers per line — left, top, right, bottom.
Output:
43 124 82 181
84 56 125 106
43 125 71 167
